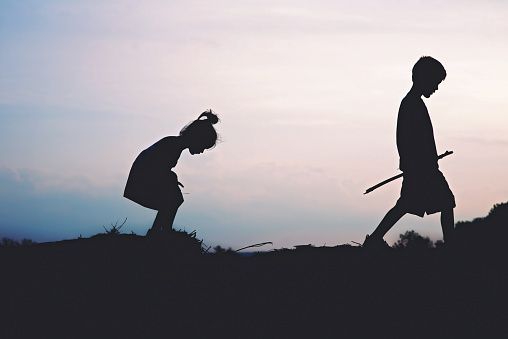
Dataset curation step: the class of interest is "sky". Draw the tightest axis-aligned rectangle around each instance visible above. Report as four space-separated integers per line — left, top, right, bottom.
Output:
1 0 507 249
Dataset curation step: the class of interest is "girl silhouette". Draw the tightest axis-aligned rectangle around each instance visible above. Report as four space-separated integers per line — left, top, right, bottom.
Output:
124 110 219 236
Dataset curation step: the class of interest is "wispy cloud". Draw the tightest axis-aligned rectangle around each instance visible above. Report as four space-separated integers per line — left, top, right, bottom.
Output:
451 135 508 147
0 168 150 240
1 0 507 246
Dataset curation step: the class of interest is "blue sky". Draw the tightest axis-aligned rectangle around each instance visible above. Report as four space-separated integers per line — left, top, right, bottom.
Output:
1 0 507 248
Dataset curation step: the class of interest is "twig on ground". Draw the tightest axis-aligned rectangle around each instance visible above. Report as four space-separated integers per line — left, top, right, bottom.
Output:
236 242 273 252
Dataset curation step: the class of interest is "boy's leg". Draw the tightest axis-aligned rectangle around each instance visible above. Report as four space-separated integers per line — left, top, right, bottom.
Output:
440 208 454 243
370 203 406 240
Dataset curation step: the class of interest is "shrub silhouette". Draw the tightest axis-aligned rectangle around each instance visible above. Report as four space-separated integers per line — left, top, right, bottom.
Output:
393 230 434 249
213 245 236 255
159 228 205 255
1 238 36 247
455 201 508 248
101 217 128 235
391 202 508 250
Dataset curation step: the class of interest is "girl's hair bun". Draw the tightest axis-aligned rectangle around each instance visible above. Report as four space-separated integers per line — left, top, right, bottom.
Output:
180 109 220 148
198 109 219 125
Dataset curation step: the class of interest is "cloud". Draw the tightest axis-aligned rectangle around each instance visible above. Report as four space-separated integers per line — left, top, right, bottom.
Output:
451 136 508 147
1 0 507 248
0 168 150 241
0 164 372 248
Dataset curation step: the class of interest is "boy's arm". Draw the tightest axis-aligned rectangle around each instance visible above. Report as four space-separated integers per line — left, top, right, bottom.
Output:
397 99 436 172
396 100 417 171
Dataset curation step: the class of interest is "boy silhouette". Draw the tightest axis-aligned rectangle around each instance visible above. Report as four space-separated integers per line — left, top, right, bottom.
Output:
364 56 456 248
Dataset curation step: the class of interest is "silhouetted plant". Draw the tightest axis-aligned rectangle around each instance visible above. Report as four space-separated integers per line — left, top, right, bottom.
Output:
163 228 206 254
454 201 508 248
393 230 434 249
102 217 128 235
1 237 19 247
20 239 36 246
213 245 235 254
1 238 37 247
488 201 508 221
434 240 444 248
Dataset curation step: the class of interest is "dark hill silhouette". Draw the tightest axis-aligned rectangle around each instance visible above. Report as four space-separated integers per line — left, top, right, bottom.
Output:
454 202 508 249
2 202 508 338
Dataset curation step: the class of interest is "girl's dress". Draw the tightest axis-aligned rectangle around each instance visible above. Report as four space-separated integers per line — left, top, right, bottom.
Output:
124 136 184 210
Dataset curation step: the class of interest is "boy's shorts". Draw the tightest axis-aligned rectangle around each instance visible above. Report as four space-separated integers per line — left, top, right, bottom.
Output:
396 169 455 217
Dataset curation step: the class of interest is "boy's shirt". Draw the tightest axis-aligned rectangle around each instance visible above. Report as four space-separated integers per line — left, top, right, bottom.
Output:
396 94 439 174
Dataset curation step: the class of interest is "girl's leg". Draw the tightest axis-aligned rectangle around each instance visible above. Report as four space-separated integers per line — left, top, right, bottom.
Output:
161 206 178 232
150 209 170 233
150 205 180 233
441 208 454 243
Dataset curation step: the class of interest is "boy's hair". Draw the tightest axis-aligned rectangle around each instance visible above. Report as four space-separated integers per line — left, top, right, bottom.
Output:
412 56 447 83
180 110 220 149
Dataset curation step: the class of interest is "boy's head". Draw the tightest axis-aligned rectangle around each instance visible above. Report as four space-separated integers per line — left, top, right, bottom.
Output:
412 56 446 98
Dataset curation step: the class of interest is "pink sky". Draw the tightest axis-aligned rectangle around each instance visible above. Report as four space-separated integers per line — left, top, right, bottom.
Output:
1 0 507 247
